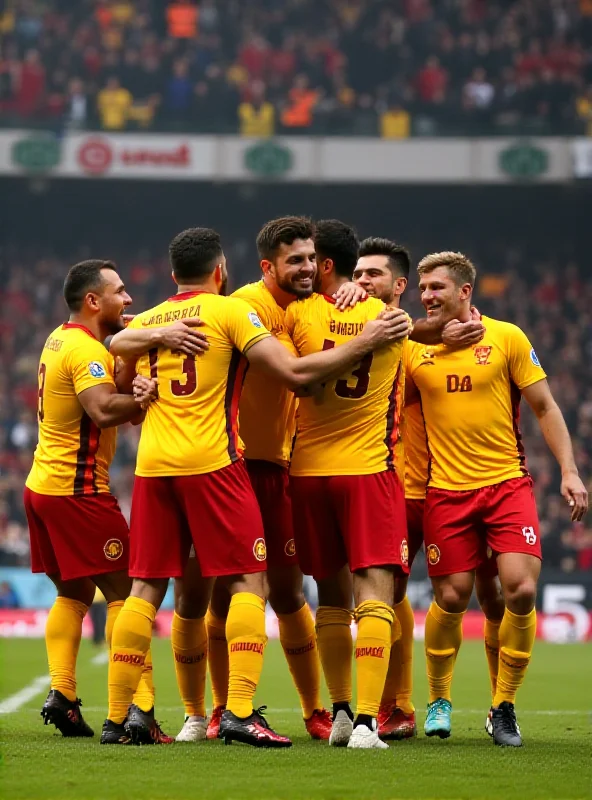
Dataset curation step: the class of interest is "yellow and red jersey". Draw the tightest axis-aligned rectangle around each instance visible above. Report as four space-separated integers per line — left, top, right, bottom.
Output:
406 316 547 491
285 294 406 477
231 280 297 468
26 324 117 496
129 290 270 477
402 339 430 499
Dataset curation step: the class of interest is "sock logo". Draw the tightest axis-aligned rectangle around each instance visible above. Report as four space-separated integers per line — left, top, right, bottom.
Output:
230 642 264 655
285 641 315 656
355 646 385 659
112 652 145 665
426 544 441 566
174 651 206 664
253 537 267 562
104 538 123 560
521 527 537 545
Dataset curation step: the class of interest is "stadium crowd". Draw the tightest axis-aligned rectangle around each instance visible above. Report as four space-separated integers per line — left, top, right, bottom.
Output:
0 242 590 573
1 0 592 136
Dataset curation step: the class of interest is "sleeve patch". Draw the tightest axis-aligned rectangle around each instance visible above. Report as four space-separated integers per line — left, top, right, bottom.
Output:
248 312 264 329
88 361 107 378
530 348 541 367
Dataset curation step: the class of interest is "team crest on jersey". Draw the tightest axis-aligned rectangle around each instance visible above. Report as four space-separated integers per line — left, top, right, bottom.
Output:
400 539 409 567
284 538 296 557
104 538 123 560
474 346 492 365
253 537 267 562
88 361 107 378
426 544 441 566
248 312 264 329
530 348 541 367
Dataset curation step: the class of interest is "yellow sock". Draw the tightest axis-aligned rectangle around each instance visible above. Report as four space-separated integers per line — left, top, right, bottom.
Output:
315 606 353 705
382 596 414 713
277 604 322 719
484 617 502 701
226 593 267 718
171 613 207 718
206 607 229 708
106 600 155 712
425 601 464 703
493 608 536 707
354 601 394 718
108 596 156 723
45 597 88 702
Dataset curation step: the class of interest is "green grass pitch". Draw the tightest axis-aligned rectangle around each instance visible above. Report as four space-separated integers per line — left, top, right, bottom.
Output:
1 637 591 799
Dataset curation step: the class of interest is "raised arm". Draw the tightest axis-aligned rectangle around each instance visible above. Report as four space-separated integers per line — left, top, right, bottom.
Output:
521 379 588 522
245 310 411 390
109 319 209 360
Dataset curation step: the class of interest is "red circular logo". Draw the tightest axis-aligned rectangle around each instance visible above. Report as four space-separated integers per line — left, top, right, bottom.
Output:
78 138 113 175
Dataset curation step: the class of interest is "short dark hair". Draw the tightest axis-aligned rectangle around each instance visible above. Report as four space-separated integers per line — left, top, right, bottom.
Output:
256 216 314 261
358 237 410 278
63 259 117 312
169 227 223 281
314 219 359 278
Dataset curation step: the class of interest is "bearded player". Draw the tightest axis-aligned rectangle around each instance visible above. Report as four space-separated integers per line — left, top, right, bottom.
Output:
23 260 173 744
406 251 587 746
108 227 409 747
353 238 505 740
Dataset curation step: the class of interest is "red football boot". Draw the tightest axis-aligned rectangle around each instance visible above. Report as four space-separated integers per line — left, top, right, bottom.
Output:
377 703 417 740
304 708 332 740
206 705 225 740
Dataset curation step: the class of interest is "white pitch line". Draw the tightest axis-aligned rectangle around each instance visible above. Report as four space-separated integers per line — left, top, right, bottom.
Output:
0 675 49 715
0 649 109 714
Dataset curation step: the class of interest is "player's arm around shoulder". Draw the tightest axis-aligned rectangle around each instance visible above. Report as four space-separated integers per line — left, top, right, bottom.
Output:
109 311 209 360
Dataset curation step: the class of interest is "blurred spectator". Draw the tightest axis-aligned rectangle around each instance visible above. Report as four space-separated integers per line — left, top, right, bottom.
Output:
576 85 592 134
0 581 20 609
0 0 591 135
380 104 411 138
97 75 132 130
238 81 275 137
64 78 88 129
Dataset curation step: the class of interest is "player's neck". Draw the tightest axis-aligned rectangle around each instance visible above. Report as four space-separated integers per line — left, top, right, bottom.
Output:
68 313 104 342
263 275 297 310
176 279 216 295
321 276 347 297
455 304 472 323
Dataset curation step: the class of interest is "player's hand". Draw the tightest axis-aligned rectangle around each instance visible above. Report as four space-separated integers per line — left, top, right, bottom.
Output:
365 308 412 347
159 319 209 356
470 305 482 321
333 282 367 310
560 471 588 522
442 318 485 348
132 375 159 409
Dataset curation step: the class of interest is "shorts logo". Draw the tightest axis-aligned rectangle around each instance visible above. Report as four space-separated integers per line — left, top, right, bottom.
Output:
248 312 264 329
89 361 107 378
400 538 409 567
474 346 492 365
253 537 267 562
284 538 296 557
530 349 541 367
426 544 441 566
522 526 537 546
104 538 124 560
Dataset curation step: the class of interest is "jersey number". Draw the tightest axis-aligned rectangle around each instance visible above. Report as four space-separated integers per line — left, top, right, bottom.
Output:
323 339 373 399
148 349 198 397
37 363 47 422
446 374 473 393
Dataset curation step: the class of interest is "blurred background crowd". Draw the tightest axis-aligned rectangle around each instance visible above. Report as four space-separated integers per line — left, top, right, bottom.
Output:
1 234 591 574
1 0 592 137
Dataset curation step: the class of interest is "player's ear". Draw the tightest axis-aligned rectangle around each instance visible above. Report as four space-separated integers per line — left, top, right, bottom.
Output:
394 277 407 296
460 282 472 300
260 259 273 276
85 291 101 311
171 271 179 286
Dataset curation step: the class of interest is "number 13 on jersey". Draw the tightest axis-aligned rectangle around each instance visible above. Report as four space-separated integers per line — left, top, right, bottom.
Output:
149 348 198 397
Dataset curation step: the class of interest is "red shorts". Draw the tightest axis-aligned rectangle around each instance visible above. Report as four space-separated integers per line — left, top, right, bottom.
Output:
129 460 266 579
24 487 129 581
405 497 425 568
424 476 542 577
290 470 408 581
246 459 296 569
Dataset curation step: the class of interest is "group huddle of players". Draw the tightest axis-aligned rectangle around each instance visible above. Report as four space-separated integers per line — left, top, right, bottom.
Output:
25 217 588 751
